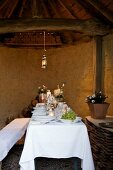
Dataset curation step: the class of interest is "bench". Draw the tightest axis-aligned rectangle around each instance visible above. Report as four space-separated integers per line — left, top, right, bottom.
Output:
0 118 30 163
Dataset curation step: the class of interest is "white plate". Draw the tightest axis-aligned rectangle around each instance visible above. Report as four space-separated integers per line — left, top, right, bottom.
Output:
32 115 55 122
35 103 45 107
33 105 46 110
32 112 47 116
32 109 47 116
37 115 55 119
60 117 82 124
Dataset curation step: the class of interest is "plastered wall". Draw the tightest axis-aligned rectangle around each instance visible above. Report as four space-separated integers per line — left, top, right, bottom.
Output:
103 33 113 116
0 40 101 125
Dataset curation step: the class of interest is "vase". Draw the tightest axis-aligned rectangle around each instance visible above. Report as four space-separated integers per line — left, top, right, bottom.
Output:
88 103 110 119
39 93 47 103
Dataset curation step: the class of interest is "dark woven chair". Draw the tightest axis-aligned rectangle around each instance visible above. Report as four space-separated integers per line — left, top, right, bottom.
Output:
35 157 81 170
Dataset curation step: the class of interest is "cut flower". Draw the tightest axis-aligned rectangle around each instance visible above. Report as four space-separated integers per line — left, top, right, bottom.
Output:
85 91 108 104
38 85 47 94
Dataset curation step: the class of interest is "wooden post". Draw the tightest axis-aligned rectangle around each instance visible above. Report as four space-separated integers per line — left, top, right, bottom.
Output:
93 36 103 92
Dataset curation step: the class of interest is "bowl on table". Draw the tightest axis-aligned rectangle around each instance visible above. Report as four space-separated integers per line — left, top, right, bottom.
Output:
60 117 82 124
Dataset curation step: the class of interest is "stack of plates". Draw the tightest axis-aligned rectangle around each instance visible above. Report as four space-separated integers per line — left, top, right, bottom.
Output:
31 115 55 124
32 103 47 116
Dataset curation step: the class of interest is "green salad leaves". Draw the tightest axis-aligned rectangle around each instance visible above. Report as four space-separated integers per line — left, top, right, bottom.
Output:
61 111 76 120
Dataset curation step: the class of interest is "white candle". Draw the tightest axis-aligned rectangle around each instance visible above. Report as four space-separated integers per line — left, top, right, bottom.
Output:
49 109 55 116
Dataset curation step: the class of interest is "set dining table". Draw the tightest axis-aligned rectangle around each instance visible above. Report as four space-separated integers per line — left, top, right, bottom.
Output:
19 102 95 170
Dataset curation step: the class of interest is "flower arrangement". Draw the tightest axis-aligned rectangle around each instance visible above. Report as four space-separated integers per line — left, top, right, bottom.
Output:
54 84 65 102
38 85 47 94
36 84 65 103
85 91 108 104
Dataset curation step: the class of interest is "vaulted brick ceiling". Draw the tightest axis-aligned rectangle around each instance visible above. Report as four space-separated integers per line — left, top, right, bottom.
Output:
0 0 113 47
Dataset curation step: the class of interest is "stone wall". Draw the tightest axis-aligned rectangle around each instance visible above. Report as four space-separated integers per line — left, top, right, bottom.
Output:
0 41 94 124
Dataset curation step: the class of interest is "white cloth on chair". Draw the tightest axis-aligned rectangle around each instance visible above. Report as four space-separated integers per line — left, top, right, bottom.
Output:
0 118 30 161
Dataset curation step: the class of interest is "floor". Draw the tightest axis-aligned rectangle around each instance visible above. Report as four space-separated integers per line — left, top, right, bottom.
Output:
2 145 81 170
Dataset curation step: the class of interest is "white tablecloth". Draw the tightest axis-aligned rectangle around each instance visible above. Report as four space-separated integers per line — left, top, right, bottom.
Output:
0 118 30 161
19 120 95 170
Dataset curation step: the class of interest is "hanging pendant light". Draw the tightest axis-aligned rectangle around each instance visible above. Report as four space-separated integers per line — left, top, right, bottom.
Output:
42 31 47 69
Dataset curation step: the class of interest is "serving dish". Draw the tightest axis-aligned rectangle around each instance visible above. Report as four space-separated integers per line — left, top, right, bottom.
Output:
60 117 82 124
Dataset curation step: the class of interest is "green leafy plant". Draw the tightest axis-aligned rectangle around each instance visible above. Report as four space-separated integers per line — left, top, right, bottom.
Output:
61 111 76 120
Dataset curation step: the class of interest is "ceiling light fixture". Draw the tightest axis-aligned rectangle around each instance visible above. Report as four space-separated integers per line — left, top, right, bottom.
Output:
42 31 47 69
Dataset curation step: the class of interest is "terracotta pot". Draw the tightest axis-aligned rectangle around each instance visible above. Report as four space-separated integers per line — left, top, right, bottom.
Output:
88 103 110 119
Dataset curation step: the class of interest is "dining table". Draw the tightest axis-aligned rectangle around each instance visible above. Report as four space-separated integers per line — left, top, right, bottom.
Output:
19 103 95 170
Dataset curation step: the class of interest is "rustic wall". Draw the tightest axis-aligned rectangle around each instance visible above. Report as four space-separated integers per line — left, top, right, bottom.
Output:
103 33 113 116
0 41 94 125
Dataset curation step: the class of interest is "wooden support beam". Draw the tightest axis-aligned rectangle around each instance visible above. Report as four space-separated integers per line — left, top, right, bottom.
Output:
93 36 103 92
0 18 110 35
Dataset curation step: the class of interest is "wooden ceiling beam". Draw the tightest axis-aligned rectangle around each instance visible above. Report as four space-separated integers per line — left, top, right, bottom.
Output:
32 0 37 17
57 0 75 18
0 0 9 11
40 1 51 18
48 0 61 18
85 0 113 23
18 0 27 17
73 0 92 18
42 1 53 18
0 18 110 35
5 0 19 18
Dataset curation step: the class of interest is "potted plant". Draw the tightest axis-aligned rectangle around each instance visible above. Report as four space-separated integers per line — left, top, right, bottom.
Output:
85 91 110 119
